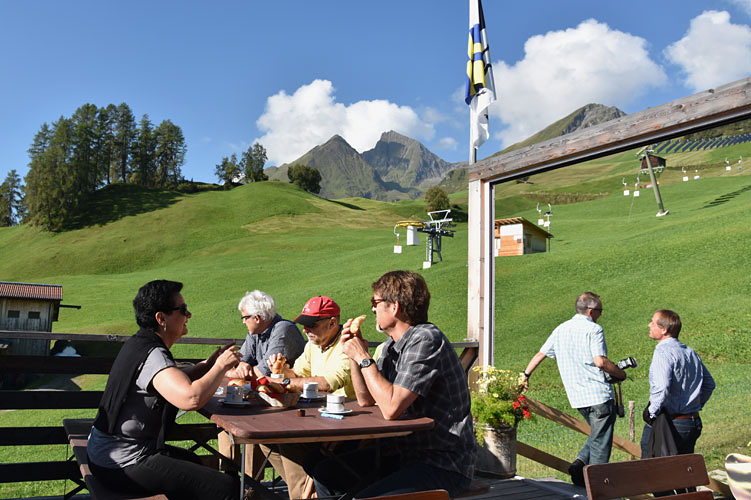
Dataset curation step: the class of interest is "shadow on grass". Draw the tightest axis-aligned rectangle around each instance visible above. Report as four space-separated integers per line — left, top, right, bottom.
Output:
328 199 366 211
66 183 184 229
699 183 751 209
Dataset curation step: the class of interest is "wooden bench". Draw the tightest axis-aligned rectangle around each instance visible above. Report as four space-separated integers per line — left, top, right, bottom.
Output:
583 453 713 500
63 418 223 500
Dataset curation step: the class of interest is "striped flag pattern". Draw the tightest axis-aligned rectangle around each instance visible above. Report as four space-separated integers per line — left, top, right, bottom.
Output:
465 0 496 150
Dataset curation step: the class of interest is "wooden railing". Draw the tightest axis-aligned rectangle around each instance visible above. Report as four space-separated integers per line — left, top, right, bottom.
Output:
0 329 479 499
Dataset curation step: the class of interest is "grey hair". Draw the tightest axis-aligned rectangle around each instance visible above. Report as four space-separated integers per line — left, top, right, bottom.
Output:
238 290 276 321
575 292 601 314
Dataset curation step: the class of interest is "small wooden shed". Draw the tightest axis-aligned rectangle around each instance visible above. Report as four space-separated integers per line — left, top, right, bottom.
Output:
640 155 666 171
0 281 62 356
494 217 552 257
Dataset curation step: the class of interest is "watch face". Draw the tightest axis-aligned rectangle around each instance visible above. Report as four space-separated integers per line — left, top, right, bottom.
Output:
360 358 374 368
282 378 291 386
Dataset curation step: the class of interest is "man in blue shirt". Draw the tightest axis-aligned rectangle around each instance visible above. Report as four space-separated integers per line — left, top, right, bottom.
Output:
641 309 715 458
522 292 626 486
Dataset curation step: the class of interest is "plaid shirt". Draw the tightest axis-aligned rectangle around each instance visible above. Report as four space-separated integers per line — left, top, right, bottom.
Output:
378 323 476 479
540 314 614 408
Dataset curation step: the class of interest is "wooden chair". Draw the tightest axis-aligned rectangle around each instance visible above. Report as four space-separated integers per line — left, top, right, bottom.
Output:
584 454 713 500
360 490 450 500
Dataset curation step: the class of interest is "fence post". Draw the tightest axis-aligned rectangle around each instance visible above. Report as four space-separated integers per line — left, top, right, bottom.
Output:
628 400 635 460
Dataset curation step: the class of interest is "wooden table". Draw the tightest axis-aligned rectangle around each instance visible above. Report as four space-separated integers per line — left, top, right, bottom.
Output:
199 393 434 499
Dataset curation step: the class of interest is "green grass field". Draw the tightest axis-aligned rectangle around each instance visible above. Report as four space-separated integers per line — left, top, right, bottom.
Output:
2 148 751 495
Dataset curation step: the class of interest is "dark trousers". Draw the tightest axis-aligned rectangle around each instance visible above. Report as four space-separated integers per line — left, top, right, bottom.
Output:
640 415 703 458
305 444 470 499
88 445 239 500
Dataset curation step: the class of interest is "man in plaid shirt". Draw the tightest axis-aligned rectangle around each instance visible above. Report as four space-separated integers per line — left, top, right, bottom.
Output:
307 270 476 499
523 292 626 486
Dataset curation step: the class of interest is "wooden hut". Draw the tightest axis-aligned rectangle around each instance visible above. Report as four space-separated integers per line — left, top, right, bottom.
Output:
0 281 62 356
640 154 666 171
494 217 552 257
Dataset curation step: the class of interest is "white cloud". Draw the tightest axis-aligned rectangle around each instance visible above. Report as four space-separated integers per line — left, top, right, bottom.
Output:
728 0 751 16
665 11 751 92
437 137 458 150
255 79 434 165
421 107 448 125
490 19 667 147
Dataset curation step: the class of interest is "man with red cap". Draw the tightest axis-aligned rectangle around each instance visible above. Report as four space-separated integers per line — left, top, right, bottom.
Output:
262 296 356 500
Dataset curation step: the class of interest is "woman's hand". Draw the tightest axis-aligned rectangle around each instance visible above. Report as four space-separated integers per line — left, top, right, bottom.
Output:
215 346 241 372
206 343 236 367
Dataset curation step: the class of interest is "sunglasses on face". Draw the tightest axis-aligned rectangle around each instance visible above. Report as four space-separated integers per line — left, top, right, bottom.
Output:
169 303 190 316
370 297 386 308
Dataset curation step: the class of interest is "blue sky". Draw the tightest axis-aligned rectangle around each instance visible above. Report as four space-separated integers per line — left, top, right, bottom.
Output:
1 0 750 185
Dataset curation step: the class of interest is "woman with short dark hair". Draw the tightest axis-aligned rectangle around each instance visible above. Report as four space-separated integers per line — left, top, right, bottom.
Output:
88 280 241 500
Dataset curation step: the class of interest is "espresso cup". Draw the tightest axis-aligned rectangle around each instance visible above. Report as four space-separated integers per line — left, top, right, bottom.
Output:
226 385 244 404
326 394 345 412
303 382 319 398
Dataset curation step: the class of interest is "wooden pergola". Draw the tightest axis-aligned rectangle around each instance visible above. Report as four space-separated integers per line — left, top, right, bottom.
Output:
467 77 751 366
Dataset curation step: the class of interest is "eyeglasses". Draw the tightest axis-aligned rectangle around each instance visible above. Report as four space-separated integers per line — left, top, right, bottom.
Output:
590 307 603 313
241 314 254 321
370 297 386 308
169 304 190 316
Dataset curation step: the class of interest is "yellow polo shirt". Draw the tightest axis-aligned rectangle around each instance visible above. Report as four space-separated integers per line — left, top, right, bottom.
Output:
293 333 355 399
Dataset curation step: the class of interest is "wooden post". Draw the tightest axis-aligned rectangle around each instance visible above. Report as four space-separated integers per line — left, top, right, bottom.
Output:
628 400 636 460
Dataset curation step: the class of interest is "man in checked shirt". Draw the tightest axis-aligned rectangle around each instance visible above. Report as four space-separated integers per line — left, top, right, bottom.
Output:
522 291 626 486
306 270 476 499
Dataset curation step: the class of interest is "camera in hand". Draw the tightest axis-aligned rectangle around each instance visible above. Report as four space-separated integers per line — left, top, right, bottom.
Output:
605 356 638 383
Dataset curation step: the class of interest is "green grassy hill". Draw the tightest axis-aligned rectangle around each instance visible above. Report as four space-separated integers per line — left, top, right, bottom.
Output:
2 164 751 493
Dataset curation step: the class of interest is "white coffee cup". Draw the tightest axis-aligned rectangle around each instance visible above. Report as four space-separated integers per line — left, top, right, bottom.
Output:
327 394 345 413
226 385 246 404
303 382 319 398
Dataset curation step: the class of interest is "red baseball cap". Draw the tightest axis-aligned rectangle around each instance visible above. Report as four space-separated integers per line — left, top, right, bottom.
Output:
293 296 340 327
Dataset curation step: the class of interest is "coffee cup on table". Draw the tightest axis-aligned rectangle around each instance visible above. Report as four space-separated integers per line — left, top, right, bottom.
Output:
303 382 319 398
225 385 245 404
326 394 345 413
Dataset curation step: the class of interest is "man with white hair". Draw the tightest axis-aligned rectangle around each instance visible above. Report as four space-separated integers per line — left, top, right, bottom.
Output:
225 290 305 380
220 290 305 477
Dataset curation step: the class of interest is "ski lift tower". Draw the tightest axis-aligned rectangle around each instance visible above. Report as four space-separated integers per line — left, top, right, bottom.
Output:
417 210 455 268
638 146 669 217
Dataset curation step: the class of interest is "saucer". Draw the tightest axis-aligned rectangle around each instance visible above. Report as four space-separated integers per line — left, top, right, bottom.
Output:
221 399 251 407
318 407 353 415
300 394 325 401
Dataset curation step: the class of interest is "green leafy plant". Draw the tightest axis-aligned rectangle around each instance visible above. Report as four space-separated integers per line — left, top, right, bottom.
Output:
471 366 531 444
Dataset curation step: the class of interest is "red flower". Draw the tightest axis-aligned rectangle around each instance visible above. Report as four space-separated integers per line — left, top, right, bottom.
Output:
518 395 526 402
523 410 531 419
512 401 520 409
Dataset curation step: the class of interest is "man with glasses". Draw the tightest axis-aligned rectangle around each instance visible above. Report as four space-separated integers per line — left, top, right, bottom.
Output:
225 290 305 381
220 290 305 480
522 291 626 486
260 296 356 500
307 270 476 498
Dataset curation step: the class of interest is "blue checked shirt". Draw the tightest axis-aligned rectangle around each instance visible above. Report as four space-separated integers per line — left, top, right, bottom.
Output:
540 314 614 408
647 337 715 418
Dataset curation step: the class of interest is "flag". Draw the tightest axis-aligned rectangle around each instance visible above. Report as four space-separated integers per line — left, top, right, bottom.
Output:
465 0 496 150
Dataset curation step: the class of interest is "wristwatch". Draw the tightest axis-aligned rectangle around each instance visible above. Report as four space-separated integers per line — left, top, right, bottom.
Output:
359 358 375 369
522 371 531 379
281 377 291 386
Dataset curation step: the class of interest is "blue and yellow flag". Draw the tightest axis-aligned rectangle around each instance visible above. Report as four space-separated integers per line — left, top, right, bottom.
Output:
465 0 496 150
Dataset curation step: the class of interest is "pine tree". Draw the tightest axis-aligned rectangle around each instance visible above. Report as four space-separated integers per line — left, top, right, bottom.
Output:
132 114 156 186
0 170 24 226
113 103 136 183
154 120 187 188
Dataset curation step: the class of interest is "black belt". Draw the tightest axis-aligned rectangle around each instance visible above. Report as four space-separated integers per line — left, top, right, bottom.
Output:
672 412 699 420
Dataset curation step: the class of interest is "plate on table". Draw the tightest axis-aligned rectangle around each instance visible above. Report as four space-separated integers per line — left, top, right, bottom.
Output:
318 407 353 415
221 399 252 407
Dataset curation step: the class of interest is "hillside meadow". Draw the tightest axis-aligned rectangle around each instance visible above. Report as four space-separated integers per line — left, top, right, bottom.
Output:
2 156 751 494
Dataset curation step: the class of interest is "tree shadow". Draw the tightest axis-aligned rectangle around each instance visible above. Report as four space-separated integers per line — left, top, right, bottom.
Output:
66 183 184 229
327 199 366 210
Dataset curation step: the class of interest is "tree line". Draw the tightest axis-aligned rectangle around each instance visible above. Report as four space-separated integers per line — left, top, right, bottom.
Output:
213 143 322 194
1 102 188 231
